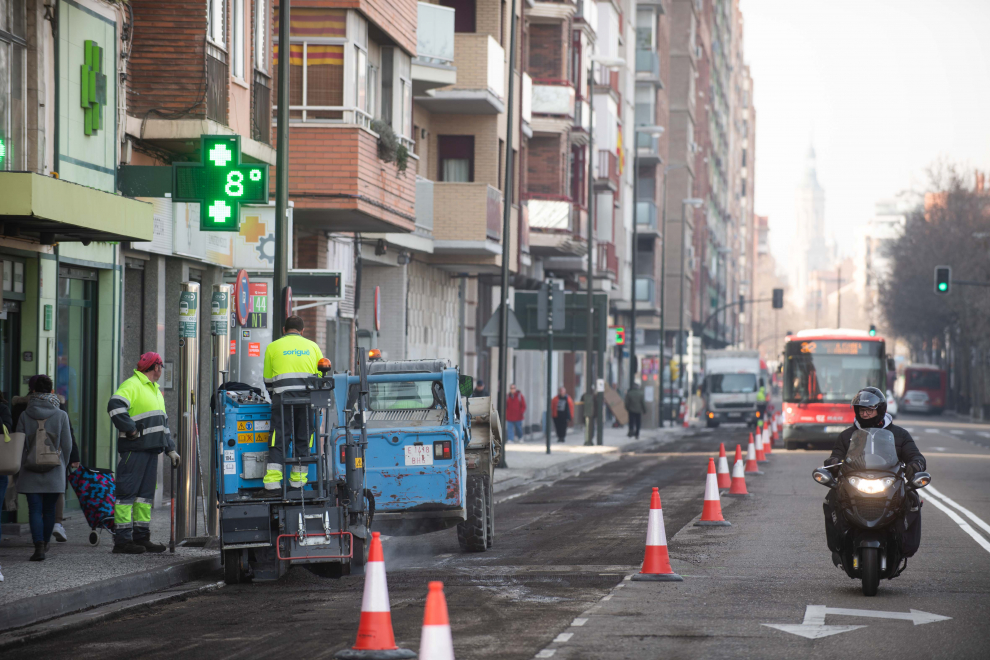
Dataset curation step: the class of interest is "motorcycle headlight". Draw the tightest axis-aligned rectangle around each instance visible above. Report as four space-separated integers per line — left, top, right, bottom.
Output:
848 476 893 494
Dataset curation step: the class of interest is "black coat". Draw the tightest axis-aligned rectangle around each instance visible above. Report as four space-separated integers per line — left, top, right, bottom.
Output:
826 421 926 470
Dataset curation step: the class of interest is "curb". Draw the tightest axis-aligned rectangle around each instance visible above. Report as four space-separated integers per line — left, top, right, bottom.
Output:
494 428 689 495
0 555 221 634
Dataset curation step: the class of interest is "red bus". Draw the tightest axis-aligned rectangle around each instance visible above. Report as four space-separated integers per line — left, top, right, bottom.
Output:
900 364 947 414
781 329 887 450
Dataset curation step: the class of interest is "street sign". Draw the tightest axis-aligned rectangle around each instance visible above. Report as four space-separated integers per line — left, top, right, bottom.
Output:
481 304 526 348
513 291 608 352
536 282 566 331
287 270 343 299
173 134 270 231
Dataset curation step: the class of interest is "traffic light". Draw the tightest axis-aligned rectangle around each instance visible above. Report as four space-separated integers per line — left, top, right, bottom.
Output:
611 326 626 345
934 266 951 294
869 324 877 337
738 294 745 313
772 288 784 309
173 134 270 231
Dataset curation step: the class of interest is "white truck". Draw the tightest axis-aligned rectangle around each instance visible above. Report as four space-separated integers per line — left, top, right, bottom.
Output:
701 350 763 428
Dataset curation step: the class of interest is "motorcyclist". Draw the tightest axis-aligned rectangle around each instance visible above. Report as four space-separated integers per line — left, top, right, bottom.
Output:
822 387 926 564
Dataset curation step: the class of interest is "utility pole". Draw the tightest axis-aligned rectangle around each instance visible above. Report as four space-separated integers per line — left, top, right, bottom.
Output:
584 65 596 446
495 0 518 469
545 281 554 455
273 0 291 337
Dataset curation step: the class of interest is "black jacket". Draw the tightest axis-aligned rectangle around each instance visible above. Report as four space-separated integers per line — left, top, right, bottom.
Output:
826 415 926 470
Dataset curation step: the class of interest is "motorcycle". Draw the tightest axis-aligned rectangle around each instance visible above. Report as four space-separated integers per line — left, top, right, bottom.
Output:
812 428 931 596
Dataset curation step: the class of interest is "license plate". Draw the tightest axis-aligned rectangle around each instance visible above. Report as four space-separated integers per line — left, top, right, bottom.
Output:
405 445 433 466
825 426 846 433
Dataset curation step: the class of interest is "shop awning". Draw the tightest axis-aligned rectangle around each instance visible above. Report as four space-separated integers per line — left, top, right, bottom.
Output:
0 172 153 243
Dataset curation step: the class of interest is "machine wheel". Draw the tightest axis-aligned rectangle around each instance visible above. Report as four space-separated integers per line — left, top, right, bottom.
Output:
861 548 880 596
89 531 99 546
347 534 368 576
484 475 495 549
457 475 488 552
224 549 251 585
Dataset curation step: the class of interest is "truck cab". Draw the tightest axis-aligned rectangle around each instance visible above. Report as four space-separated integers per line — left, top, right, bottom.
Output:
701 350 762 428
331 358 499 551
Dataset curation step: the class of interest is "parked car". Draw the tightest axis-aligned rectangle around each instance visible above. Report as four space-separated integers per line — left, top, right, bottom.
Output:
887 389 898 418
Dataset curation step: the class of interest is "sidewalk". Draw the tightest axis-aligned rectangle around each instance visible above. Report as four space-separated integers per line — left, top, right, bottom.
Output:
495 422 686 494
0 503 218 632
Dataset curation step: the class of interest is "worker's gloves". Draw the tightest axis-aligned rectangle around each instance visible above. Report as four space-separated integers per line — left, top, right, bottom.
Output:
126 430 139 440
167 451 181 468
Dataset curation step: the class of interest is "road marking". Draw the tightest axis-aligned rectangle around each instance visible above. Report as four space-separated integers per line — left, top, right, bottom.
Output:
926 486 990 537
535 651 556 658
925 429 940 434
763 605 950 639
601 594 613 601
571 618 588 627
931 447 947 452
922 493 990 555
978 432 990 439
949 430 964 435
553 633 573 643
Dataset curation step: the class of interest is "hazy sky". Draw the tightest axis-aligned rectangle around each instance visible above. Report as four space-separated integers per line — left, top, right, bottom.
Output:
740 0 990 271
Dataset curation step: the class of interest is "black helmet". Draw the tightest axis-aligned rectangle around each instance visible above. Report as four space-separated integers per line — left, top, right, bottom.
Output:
852 387 887 428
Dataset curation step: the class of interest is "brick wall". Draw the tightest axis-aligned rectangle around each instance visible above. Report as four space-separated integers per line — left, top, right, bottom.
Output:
283 125 417 231
526 135 565 196
278 0 417 55
128 0 208 117
433 182 497 242
527 23 564 80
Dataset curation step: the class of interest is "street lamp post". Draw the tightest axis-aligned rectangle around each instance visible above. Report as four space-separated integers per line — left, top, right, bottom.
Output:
585 55 624 446
658 163 685 426
630 126 664 392
677 197 704 411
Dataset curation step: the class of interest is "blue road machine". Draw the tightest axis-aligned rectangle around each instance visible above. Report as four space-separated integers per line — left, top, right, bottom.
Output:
216 358 371 582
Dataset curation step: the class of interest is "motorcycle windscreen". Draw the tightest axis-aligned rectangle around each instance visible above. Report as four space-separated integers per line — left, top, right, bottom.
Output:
845 428 898 470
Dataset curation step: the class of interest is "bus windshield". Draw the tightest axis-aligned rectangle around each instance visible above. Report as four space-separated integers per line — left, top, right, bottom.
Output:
783 339 885 404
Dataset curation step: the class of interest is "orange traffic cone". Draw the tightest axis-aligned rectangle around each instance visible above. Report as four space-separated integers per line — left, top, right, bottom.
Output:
765 421 774 455
336 532 416 659
745 436 763 475
755 428 767 463
728 444 751 497
695 458 731 526
681 400 689 428
632 487 684 580
716 443 731 489
418 582 455 660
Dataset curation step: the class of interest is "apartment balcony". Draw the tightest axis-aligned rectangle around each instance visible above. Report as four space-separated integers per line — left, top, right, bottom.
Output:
597 241 618 280
595 150 619 192
636 131 662 164
251 72 272 144
526 195 589 271
572 98 591 144
573 0 598 35
206 47 228 124
636 50 662 86
594 67 621 105
415 34 504 114
636 200 660 237
635 277 656 303
286 124 417 233
412 2 457 95
532 82 575 117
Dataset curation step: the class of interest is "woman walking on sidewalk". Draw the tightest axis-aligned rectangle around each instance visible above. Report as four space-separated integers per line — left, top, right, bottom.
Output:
15 376 73 562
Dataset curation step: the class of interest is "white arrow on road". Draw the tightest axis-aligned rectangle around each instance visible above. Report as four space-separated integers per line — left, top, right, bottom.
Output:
763 605 951 639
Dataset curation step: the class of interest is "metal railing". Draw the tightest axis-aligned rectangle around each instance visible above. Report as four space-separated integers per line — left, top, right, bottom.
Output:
635 50 661 80
596 150 619 189
636 200 658 230
273 105 373 128
207 48 228 124
486 185 503 240
252 71 271 144
635 277 655 302
597 241 618 275
416 2 455 65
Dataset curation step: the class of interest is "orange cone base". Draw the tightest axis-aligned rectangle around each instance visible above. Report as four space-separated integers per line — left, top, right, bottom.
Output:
745 468 764 475
335 651 416 659
726 490 752 498
632 571 684 581
694 519 732 526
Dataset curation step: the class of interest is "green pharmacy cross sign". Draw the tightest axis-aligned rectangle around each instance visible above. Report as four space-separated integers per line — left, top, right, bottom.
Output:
172 135 270 231
80 40 107 136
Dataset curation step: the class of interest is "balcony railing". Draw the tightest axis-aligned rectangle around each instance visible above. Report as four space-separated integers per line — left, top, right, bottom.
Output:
636 131 661 162
486 185 502 240
520 202 530 254
636 200 658 231
252 71 271 144
273 105 372 128
635 50 661 81
415 177 434 233
522 73 533 126
417 2 455 65
527 196 577 232
597 241 618 275
532 82 575 116
207 47 228 124
635 277 655 302
596 150 619 190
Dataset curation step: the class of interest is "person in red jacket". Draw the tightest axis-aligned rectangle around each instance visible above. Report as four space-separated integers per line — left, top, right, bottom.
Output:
505 384 527 442
550 387 574 443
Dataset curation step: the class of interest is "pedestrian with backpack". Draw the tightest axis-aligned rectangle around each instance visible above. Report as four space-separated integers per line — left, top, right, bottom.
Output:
14 375 73 562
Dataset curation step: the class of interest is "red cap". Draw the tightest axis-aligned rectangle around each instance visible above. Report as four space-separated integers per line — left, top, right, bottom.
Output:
137 352 163 371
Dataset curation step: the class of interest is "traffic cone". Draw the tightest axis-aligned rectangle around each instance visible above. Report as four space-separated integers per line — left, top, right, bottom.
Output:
695 458 731 526
681 400 689 428
728 445 751 497
765 419 774 455
755 429 767 463
418 582 455 660
745 436 763 475
632 487 684 580
716 443 731 490
336 532 416 659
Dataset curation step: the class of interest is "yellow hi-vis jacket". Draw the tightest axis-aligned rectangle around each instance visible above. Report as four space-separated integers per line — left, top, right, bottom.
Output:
108 370 174 453
263 332 323 396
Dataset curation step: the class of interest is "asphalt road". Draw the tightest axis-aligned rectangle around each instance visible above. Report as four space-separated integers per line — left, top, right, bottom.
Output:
9 416 990 659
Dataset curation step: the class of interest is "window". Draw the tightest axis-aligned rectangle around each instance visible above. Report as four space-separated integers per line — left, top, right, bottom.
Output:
498 139 504 191
636 10 655 51
440 0 476 33
401 78 412 138
438 135 474 182
255 0 267 71
0 0 25 171
208 0 226 47
232 0 245 79
273 8 346 122
367 64 378 118
355 46 367 112
380 47 393 125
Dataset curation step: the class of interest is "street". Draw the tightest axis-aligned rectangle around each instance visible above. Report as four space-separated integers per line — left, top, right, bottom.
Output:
8 414 990 659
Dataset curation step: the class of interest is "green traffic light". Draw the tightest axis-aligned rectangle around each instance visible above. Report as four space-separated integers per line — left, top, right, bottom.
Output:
938 282 948 292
